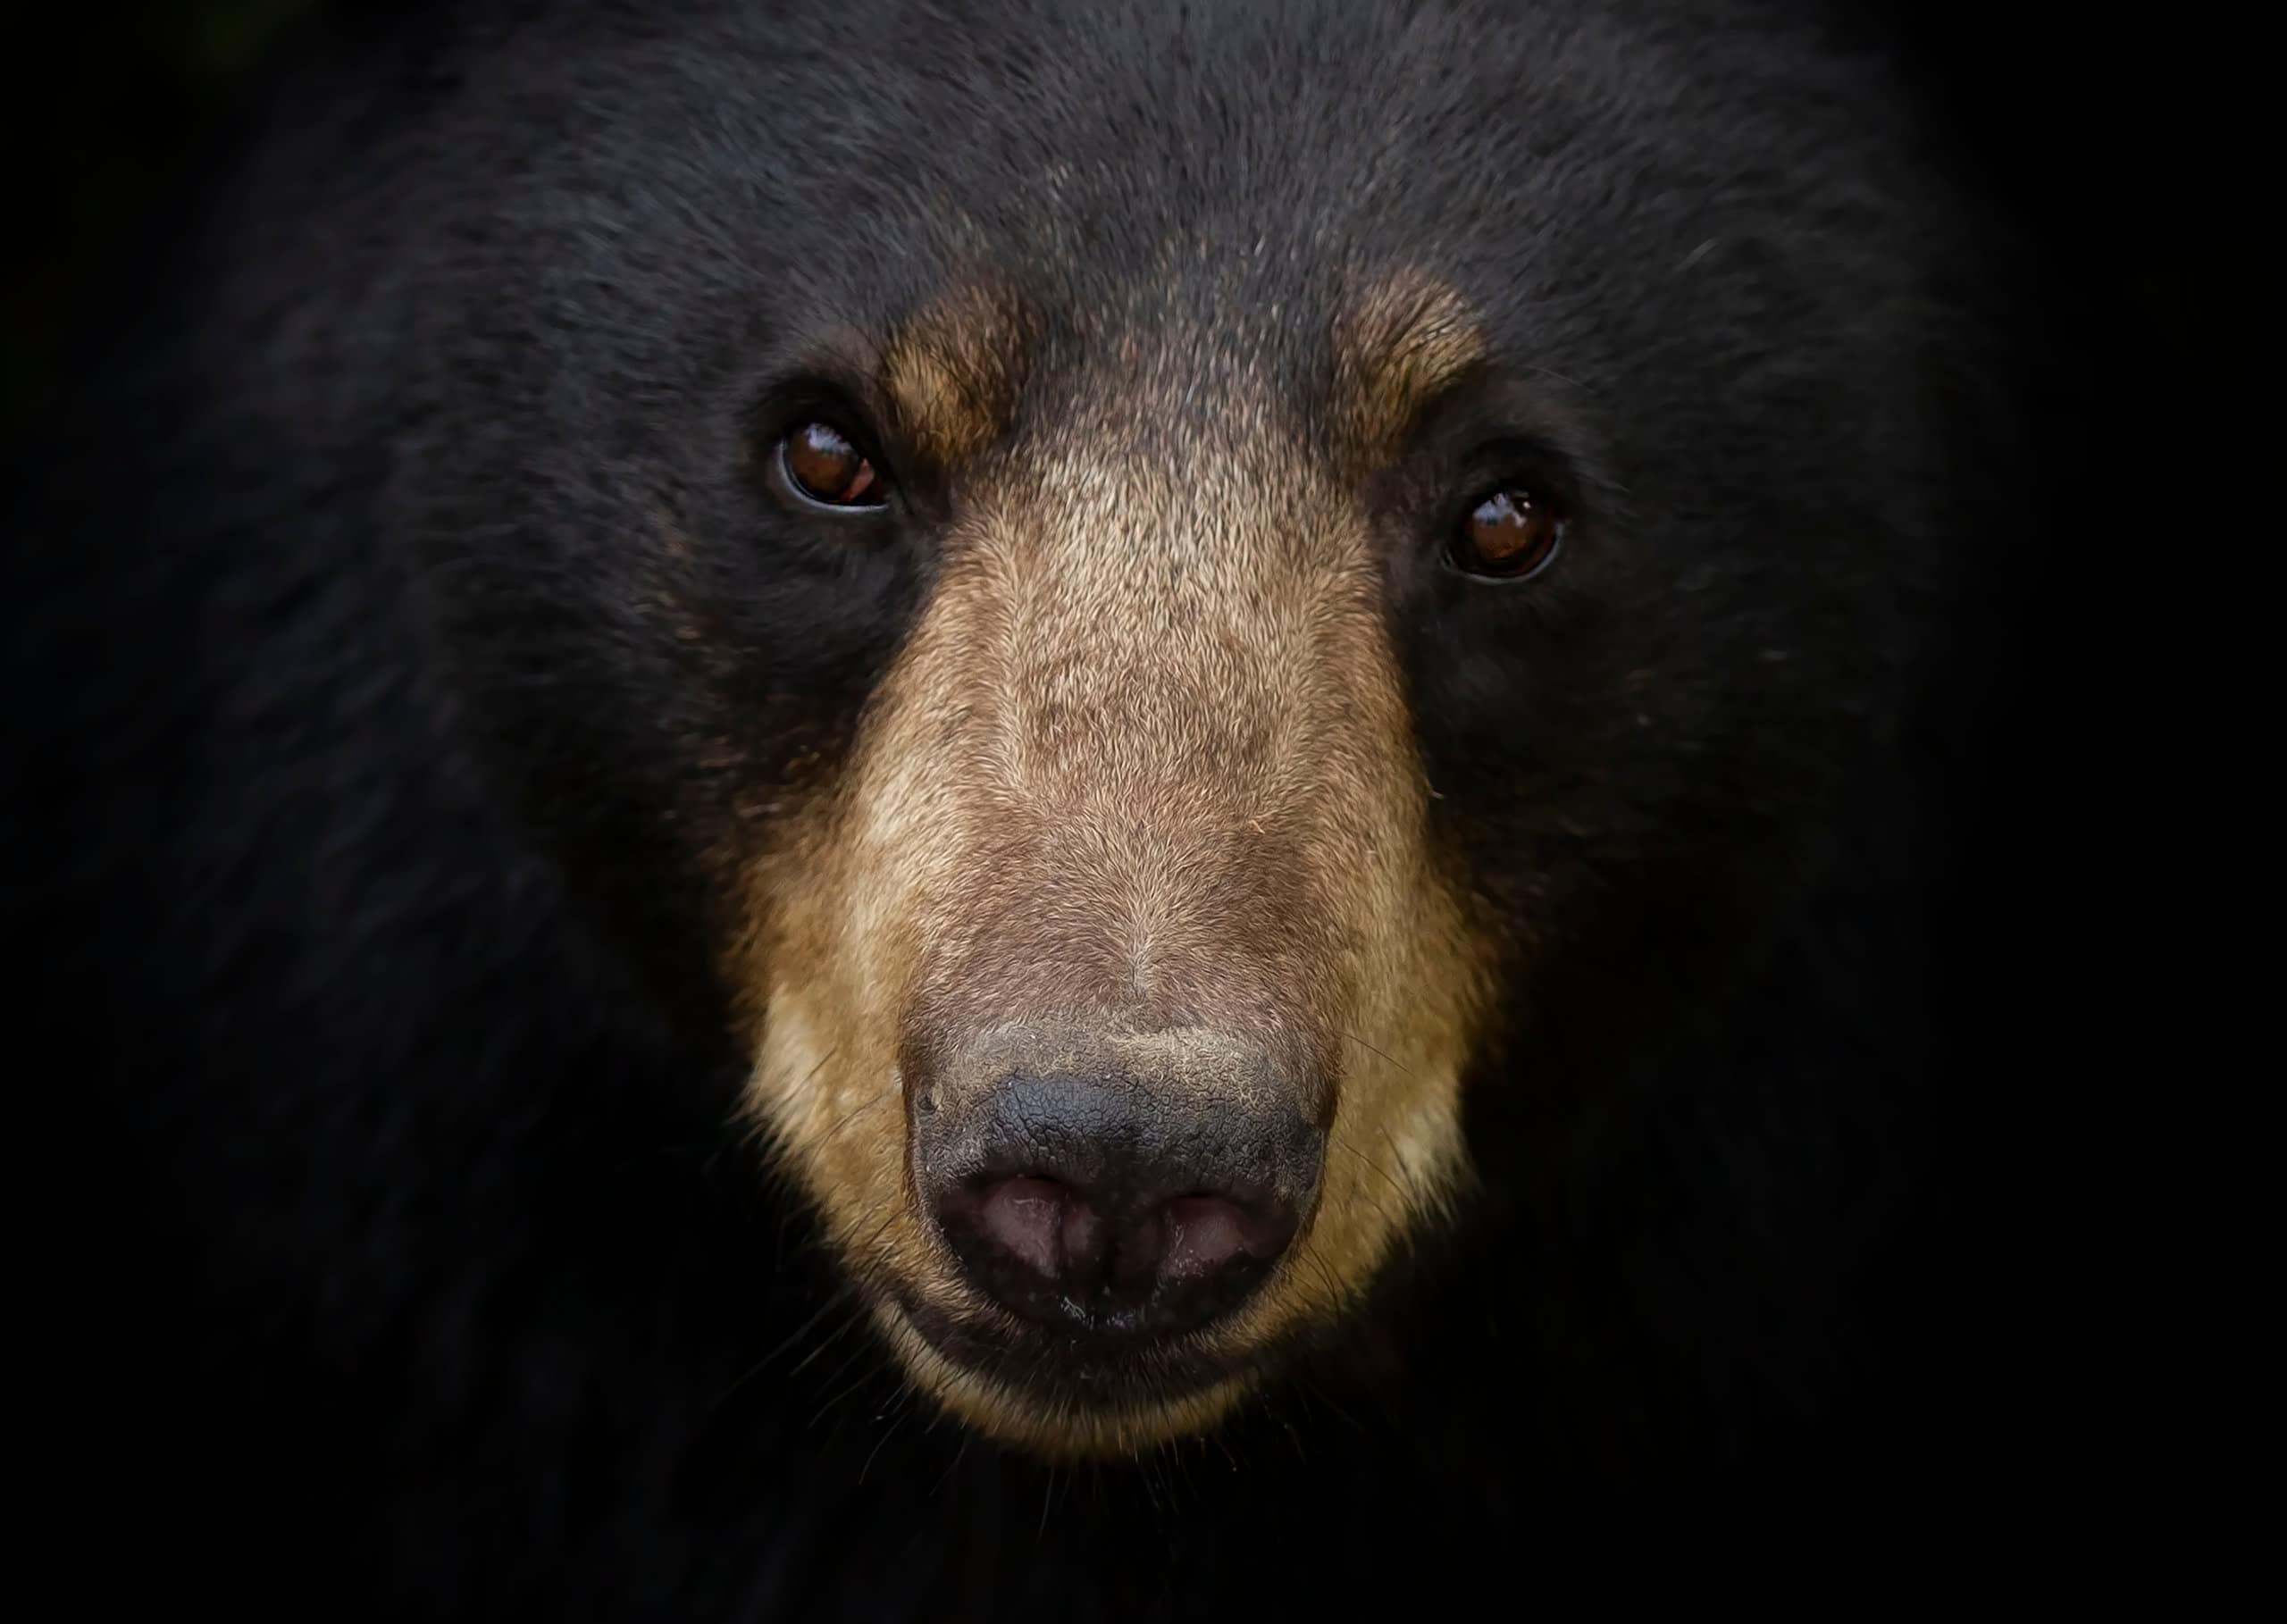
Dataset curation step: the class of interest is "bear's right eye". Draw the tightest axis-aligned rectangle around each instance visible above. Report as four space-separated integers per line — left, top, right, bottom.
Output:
778 421 887 509
1451 481 1566 582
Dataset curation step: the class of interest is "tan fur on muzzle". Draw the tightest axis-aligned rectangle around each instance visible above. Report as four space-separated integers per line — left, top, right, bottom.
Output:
727 277 1496 1456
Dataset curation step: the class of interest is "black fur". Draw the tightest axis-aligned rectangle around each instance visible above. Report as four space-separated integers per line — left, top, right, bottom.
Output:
13 0 2035 1612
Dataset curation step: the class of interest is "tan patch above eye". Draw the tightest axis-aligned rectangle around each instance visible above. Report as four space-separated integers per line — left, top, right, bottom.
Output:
1332 268 1487 467
881 281 1032 470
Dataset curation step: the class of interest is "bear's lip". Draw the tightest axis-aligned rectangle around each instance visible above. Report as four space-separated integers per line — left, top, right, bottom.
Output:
887 1284 1263 1411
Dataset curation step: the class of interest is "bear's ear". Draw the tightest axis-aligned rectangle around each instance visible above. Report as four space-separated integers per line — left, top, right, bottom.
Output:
1332 268 1486 470
883 281 1035 473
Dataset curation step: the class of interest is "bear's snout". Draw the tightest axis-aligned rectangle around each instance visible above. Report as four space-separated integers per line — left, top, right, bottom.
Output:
909 1026 1324 1346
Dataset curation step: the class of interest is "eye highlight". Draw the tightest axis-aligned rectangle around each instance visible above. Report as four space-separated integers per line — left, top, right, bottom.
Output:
779 421 885 508
1451 483 1565 581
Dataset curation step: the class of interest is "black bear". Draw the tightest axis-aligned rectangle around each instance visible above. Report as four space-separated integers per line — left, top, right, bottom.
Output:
13 0 2022 1613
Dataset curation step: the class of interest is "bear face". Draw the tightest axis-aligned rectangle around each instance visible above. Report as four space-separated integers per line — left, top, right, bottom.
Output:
355 0 1972 1460
14 0 1994 1520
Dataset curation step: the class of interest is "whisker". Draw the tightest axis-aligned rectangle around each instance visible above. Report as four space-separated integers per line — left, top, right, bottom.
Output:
808 1340 886 1428
927 1434 974 1498
712 1281 858 1410
858 1402 909 1485
1300 1376 1363 1436
1339 1028 1418 1081
784 1304 868 1381
1331 1136 1409 1226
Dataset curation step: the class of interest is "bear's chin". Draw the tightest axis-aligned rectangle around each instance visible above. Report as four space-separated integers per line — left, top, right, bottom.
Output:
867 1291 1280 1458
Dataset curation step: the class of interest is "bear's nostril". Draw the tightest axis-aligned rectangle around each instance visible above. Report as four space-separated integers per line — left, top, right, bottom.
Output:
976 1175 1096 1281
1161 1193 1287 1279
922 1071 1319 1341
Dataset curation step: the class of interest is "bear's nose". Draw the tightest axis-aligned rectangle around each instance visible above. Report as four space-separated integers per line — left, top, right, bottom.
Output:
918 1070 1321 1341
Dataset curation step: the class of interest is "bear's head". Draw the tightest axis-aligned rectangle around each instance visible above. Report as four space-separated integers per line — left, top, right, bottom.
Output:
398 2 1962 1457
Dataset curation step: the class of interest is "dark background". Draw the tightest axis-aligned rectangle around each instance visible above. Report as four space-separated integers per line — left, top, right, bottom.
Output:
4 0 2245 1547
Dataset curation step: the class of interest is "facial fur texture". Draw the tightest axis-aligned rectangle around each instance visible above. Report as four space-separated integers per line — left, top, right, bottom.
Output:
21 0 1995 1561
732 276 1498 1453
338 0 1967 1466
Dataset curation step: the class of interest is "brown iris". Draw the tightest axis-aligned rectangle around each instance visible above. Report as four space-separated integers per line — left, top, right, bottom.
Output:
1453 485 1564 580
780 421 884 507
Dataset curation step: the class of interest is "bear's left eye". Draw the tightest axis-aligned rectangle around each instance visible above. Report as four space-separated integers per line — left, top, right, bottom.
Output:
779 421 886 509
1451 482 1566 582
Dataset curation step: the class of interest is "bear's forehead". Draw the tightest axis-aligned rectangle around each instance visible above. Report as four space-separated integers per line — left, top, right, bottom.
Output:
674 8 1870 420
696 7 1655 362
859 264 1487 478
